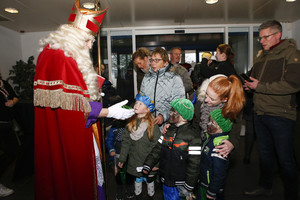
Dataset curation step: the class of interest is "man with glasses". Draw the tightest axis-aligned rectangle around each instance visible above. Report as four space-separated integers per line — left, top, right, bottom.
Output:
244 20 300 199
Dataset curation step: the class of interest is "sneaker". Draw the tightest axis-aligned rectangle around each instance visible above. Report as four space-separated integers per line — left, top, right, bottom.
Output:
244 187 272 197
0 184 14 197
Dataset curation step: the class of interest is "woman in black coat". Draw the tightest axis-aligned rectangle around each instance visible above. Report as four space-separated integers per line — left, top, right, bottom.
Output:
200 44 237 78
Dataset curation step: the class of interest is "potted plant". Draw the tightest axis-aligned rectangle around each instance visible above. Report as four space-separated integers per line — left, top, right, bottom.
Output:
7 56 35 101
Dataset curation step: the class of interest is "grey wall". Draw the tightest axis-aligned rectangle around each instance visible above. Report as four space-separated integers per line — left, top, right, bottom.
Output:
0 26 22 79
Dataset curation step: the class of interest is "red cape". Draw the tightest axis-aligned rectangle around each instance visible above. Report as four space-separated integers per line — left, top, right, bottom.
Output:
34 46 100 200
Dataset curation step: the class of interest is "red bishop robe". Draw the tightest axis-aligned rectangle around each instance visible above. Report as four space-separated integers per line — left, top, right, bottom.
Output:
34 46 102 200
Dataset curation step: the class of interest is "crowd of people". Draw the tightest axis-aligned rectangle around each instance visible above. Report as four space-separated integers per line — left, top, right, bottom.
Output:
0 1 299 199
105 19 300 200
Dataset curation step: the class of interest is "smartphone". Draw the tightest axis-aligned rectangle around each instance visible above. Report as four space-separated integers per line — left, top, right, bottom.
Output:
240 73 253 82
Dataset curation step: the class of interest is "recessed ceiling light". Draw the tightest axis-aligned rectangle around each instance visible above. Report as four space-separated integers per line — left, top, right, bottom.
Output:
286 0 296 2
5 7 19 14
82 2 95 9
206 0 218 4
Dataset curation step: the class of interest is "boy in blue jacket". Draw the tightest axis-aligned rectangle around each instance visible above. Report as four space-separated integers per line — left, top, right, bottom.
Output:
198 109 233 200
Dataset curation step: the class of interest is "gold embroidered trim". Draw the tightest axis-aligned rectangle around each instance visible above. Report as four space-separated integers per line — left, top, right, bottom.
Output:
34 80 90 95
34 88 91 113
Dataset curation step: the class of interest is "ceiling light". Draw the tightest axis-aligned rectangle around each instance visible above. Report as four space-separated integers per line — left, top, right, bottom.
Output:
206 0 218 4
82 2 95 9
286 0 296 2
5 8 19 14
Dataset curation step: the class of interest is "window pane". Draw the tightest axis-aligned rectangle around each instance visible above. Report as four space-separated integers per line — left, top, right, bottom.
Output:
111 34 134 104
136 33 223 64
229 28 249 74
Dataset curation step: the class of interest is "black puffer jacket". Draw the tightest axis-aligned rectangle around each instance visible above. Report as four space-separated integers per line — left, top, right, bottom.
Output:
143 123 201 191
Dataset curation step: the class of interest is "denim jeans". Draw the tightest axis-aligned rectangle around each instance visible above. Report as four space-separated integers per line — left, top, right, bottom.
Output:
253 114 299 199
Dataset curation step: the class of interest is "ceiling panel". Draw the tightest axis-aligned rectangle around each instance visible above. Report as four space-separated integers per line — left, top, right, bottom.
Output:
0 0 299 33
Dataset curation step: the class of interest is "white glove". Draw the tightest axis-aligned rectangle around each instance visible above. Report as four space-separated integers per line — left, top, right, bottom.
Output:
107 100 135 120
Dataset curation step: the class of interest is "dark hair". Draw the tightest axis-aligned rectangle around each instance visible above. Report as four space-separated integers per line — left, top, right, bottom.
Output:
217 44 234 65
132 47 150 61
258 20 282 33
152 47 169 62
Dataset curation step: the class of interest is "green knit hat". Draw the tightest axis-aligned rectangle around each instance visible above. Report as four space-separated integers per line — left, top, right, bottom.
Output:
170 98 194 121
209 109 232 132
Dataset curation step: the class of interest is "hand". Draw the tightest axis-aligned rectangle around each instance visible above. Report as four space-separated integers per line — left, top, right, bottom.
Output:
206 194 215 199
5 100 15 107
177 185 192 199
154 114 164 125
207 59 212 65
118 162 123 168
152 166 159 171
162 123 170 134
107 100 135 120
215 140 234 157
244 76 259 90
142 169 149 175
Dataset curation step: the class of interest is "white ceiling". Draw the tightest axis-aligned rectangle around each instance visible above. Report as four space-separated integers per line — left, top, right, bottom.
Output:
0 0 300 33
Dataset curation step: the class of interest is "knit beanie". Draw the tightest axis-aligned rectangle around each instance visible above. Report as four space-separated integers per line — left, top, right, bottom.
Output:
170 98 194 121
209 109 232 132
136 93 155 112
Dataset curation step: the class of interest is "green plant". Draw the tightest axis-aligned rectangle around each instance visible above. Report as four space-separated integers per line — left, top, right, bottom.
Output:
7 56 35 100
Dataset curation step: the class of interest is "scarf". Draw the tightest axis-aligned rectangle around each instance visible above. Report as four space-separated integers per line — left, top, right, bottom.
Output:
200 102 224 140
130 119 148 141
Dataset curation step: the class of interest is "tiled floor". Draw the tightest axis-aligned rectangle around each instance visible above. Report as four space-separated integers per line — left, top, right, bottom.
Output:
1 135 299 200
2 107 300 200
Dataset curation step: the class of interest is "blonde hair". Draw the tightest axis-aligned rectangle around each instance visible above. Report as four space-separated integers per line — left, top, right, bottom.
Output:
209 75 245 120
127 112 154 141
39 24 100 101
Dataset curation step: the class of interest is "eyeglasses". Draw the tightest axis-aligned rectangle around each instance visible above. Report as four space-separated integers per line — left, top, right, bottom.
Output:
149 58 163 63
257 32 278 42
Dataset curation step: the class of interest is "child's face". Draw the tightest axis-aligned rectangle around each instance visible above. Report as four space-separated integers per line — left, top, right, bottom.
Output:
134 101 149 117
207 116 222 134
169 108 181 124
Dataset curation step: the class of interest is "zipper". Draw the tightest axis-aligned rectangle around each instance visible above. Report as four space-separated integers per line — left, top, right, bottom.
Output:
154 70 159 116
171 128 177 149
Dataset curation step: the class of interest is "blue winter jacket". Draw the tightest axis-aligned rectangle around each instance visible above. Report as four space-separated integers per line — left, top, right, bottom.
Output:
199 132 229 198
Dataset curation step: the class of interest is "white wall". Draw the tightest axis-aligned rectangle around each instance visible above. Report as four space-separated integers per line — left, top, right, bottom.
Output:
292 19 300 48
1 20 300 79
20 31 52 62
0 26 22 79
